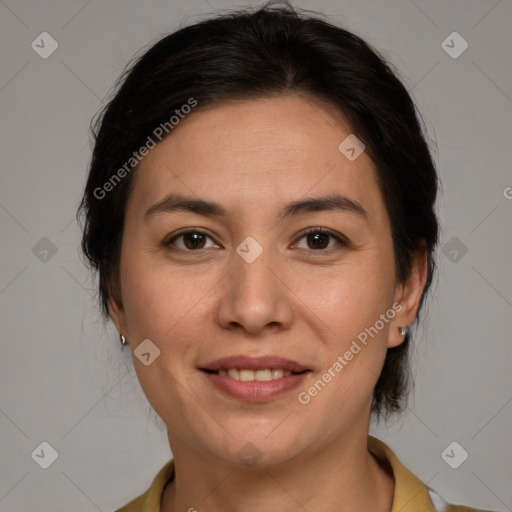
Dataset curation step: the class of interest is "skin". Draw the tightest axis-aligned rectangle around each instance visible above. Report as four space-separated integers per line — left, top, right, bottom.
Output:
109 94 428 512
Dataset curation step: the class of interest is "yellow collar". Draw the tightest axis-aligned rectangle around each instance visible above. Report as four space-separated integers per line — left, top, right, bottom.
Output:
368 435 436 511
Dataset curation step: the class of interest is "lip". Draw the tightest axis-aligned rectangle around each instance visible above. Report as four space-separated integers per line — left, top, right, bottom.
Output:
199 355 311 403
201 371 310 402
200 355 309 373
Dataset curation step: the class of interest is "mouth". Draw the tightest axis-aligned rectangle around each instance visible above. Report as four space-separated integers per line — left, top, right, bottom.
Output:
202 367 307 380
199 355 311 402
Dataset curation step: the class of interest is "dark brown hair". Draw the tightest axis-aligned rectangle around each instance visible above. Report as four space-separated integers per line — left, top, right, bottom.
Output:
78 2 439 418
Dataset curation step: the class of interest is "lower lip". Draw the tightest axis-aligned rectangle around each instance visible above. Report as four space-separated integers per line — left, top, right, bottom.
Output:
201 370 310 402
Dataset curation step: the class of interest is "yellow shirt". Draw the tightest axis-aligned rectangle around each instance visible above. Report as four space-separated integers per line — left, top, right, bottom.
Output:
115 436 494 512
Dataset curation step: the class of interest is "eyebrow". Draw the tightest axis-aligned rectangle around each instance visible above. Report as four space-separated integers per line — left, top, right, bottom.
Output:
144 193 369 221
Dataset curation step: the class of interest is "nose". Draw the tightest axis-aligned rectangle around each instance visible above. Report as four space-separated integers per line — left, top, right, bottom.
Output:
216 246 294 336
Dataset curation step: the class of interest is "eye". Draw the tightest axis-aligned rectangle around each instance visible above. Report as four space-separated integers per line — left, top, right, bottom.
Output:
294 228 346 251
164 228 346 252
165 230 219 251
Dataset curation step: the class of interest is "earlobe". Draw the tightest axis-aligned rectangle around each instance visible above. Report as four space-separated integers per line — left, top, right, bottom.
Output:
387 324 409 349
388 244 428 348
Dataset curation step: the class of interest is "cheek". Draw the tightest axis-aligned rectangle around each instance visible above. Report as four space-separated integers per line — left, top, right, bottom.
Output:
119 248 219 348
310 281 392 374
292 254 396 341
292 252 395 402
120 255 209 415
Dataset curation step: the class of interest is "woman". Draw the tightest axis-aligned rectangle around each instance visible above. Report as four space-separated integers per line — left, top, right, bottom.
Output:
78 3 494 511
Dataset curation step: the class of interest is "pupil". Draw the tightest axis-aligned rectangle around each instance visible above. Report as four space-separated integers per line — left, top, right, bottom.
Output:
308 232 328 249
185 232 205 249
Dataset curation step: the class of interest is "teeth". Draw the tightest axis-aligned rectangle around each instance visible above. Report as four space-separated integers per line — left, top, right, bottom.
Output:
216 368 295 381
255 369 272 381
239 369 254 382
272 369 284 379
227 368 240 380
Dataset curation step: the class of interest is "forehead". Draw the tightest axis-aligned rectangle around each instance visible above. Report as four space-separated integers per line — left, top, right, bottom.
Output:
128 94 386 224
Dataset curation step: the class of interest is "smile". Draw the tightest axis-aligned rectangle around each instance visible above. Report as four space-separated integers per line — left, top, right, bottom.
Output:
206 368 295 381
201 368 310 402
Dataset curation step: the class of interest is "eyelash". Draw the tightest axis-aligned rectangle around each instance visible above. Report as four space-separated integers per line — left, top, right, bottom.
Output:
164 228 347 253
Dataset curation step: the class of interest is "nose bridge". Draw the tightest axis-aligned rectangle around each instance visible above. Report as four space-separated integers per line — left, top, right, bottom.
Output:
233 243 279 314
234 247 275 300
216 239 293 333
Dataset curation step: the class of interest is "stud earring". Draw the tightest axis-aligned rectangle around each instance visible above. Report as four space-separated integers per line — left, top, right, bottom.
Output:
399 326 408 337
120 334 127 346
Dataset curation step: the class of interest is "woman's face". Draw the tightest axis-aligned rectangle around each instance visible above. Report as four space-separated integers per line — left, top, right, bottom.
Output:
110 94 425 466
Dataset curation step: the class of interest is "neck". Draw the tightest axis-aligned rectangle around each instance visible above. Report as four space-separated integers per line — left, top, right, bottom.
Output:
161 428 394 512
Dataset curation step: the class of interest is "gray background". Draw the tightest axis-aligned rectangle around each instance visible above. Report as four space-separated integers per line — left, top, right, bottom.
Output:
1 0 511 511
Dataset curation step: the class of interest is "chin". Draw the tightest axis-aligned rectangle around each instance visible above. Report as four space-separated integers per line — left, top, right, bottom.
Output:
215 424 309 468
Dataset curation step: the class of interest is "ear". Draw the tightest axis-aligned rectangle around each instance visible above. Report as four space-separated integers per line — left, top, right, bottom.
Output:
107 286 128 342
388 242 428 348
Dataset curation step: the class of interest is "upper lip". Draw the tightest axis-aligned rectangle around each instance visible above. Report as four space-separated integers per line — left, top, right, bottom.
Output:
200 355 310 372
